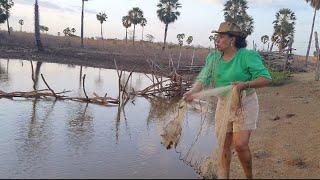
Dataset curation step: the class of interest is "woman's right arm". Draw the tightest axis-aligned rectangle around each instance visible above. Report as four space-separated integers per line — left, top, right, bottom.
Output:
183 52 215 102
183 81 204 102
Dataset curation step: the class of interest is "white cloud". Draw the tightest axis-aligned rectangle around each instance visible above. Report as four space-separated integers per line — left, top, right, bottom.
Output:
200 0 278 6
199 0 225 5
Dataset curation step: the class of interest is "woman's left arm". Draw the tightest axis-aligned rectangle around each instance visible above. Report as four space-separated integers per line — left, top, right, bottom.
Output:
234 50 273 90
246 76 271 88
233 77 271 91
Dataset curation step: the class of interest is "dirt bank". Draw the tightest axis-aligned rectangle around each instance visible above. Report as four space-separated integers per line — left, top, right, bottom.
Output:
230 72 320 178
0 31 208 76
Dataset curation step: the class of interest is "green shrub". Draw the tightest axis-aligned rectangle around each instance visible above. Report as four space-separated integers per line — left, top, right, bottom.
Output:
270 71 292 86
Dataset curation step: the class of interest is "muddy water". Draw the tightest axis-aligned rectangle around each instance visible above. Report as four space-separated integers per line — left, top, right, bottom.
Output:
0 59 217 178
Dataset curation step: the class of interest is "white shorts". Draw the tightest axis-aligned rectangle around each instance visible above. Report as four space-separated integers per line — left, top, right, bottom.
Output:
214 91 259 133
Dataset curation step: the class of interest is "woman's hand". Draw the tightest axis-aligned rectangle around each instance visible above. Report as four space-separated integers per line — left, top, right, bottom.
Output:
183 81 204 102
232 81 248 91
233 77 272 91
183 91 195 103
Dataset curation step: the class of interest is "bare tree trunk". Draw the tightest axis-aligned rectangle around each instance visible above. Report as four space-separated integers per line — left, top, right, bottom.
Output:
100 23 103 40
142 27 144 41
20 25 22 32
79 66 83 87
314 32 320 81
305 8 317 68
283 38 293 71
6 17 10 35
34 0 44 51
270 42 274 52
133 24 136 45
33 62 42 90
6 59 9 72
81 0 84 48
252 40 255 50
190 48 195 68
125 28 128 44
280 36 285 54
177 46 182 69
163 23 168 50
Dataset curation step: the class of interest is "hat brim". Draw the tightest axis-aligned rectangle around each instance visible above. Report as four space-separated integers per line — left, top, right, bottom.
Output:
212 30 247 38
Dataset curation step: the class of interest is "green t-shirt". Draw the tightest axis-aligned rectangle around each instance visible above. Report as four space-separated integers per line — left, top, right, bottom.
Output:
196 48 272 88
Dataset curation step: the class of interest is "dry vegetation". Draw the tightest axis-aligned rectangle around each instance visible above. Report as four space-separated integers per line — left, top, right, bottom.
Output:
0 30 210 75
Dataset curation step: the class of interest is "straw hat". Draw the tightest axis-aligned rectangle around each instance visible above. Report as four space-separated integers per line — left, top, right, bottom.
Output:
212 21 247 38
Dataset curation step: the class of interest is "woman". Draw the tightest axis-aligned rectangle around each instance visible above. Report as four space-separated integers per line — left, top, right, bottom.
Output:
183 21 272 179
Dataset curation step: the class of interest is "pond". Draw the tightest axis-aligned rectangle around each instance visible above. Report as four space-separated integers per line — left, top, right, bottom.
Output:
0 59 217 178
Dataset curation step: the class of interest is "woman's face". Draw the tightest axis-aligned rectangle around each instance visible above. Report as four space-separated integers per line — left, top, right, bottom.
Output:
216 33 235 51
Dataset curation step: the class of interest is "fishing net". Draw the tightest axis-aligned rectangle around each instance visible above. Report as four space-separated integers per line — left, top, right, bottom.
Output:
160 85 243 179
160 100 187 149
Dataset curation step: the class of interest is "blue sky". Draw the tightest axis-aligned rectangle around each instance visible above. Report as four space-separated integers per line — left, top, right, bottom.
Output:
1 0 318 55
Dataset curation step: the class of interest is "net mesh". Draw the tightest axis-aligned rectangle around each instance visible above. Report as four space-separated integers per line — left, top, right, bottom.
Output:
160 85 242 178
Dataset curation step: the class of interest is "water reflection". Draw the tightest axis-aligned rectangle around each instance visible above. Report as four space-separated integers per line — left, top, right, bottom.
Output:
15 99 56 176
0 59 9 84
79 66 83 88
66 102 94 153
94 68 103 88
135 74 142 91
30 61 42 90
28 99 56 140
146 96 179 125
6 59 9 72
0 59 212 178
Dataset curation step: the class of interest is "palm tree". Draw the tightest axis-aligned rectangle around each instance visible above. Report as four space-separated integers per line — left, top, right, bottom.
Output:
18 19 24 32
63 27 71 36
186 36 193 46
209 35 216 51
305 0 320 67
145 34 154 42
177 33 185 47
187 35 195 67
128 7 144 45
122 15 131 44
0 7 6 24
40 25 49 34
0 0 14 35
140 17 147 41
96 12 107 40
81 0 89 48
272 8 296 53
269 33 279 52
71 28 76 35
261 35 269 51
223 0 254 36
209 35 214 42
177 33 185 68
157 0 182 50
34 0 44 51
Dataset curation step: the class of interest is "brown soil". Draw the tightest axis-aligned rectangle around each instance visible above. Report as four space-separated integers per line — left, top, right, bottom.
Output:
230 72 320 179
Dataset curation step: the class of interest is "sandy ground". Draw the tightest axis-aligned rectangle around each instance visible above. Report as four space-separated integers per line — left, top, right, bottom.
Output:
229 72 320 179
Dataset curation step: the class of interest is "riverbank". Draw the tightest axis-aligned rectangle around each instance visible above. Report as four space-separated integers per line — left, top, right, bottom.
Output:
0 31 208 76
